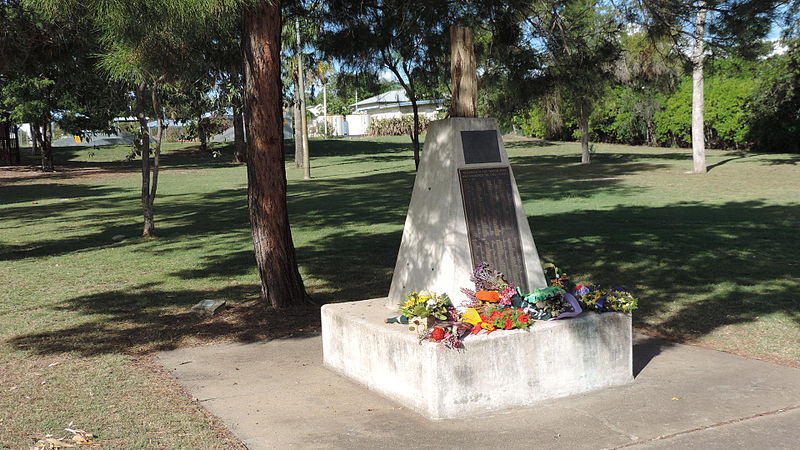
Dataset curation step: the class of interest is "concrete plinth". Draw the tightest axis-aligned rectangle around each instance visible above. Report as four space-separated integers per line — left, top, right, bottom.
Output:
321 298 633 420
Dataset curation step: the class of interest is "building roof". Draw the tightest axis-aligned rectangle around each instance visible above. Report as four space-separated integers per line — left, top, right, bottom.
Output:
350 89 445 112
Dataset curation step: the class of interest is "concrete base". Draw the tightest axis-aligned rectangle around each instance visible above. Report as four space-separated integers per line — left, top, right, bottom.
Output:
321 298 633 420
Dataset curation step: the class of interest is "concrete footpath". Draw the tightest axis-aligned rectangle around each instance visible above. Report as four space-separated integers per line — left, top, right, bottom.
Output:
155 334 800 449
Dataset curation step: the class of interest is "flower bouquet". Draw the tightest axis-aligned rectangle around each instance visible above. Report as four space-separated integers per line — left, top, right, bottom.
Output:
399 291 452 336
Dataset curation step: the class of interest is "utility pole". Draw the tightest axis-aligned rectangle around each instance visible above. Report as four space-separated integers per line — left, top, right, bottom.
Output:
296 19 311 179
323 83 328 136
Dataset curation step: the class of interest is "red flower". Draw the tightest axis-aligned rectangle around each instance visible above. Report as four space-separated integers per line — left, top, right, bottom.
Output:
519 314 529 323
431 327 445 341
471 324 482 335
490 310 502 319
504 318 513 330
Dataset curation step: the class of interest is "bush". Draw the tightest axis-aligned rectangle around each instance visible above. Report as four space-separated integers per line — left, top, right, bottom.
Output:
746 39 800 153
367 115 429 136
654 66 756 149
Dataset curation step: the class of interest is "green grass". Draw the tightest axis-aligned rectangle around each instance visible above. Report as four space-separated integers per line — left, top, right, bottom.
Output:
1 135 799 447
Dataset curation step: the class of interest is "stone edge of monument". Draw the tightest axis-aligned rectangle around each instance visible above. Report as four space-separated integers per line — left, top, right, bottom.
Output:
321 298 633 420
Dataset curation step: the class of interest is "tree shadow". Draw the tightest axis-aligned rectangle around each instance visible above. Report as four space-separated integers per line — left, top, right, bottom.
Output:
510 153 661 201
0 183 121 206
301 138 411 158
6 282 321 357
5 138 798 365
531 201 800 340
504 139 556 148
707 153 748 172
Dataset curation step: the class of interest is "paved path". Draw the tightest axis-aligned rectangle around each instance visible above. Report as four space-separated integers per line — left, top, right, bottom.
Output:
156 334 800 449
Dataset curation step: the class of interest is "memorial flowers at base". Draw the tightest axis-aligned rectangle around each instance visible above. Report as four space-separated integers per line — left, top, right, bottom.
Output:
386 262 639 349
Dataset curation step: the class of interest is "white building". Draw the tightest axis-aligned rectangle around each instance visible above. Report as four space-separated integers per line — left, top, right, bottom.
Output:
350 89 445 120
309 89 446 137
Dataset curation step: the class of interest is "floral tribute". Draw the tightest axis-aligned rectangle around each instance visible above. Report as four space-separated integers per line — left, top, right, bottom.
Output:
400 291 452 320
386 262 639 349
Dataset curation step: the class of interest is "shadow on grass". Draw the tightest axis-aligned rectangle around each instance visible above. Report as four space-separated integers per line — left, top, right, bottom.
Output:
504 139 556 148
4 140 798 361
7 283 321 357
510 153 662 201
0 182 121 206
533 201 800 340
7 200 798 358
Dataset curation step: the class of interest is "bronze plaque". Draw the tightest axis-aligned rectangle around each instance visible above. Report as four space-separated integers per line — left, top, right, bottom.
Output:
461 130 501 164
458 167 528 289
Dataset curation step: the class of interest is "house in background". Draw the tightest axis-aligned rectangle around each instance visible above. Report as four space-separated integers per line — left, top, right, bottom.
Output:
309 88 446 137
350 88 445 120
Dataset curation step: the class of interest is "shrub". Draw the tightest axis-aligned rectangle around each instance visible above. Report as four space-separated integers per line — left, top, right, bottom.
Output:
367 115 429 136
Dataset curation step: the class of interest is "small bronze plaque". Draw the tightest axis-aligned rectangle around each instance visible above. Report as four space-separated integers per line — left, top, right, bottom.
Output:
461 130 501 164
459 167 528 289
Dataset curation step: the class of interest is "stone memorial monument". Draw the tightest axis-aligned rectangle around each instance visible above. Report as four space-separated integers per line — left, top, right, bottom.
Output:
321 27 632 420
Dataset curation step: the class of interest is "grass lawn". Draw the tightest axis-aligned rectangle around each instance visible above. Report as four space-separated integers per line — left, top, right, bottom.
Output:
1 136 799 447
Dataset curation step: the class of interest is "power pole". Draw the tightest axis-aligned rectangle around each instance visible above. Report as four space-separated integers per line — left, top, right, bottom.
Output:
323 83 328 136
296 19 311 179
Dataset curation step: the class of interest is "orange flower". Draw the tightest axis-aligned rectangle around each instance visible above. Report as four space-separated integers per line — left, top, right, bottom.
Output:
476 290 501 303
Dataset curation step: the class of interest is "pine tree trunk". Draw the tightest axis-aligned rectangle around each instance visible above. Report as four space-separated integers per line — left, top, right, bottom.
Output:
579 103 591 164
243 0 309 308
691 4 708 173
136 82 155 237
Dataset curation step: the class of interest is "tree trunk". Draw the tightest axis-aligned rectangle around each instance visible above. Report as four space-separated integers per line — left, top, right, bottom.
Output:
31 123 39 156
579 103 591 164
136 82 155 237
198 113 208 153
296 19 310 179
647 118 656 146
232 95 247 163
243 0 309 308
409 97 421 169
44 121 53 171
150 83 164 234
691 4 708 173
450 26 478 118
37 120 54 172
293 71 303 168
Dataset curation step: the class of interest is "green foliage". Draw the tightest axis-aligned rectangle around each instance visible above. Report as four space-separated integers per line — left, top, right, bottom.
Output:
186 116 230 142
367 116 430 137
512 105 546 138
0 77 55 124
655 62 757 149
747 38 800 153
590 86 653 145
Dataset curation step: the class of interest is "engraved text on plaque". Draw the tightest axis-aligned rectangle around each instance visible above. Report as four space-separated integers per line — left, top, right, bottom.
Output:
458 167 528 289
